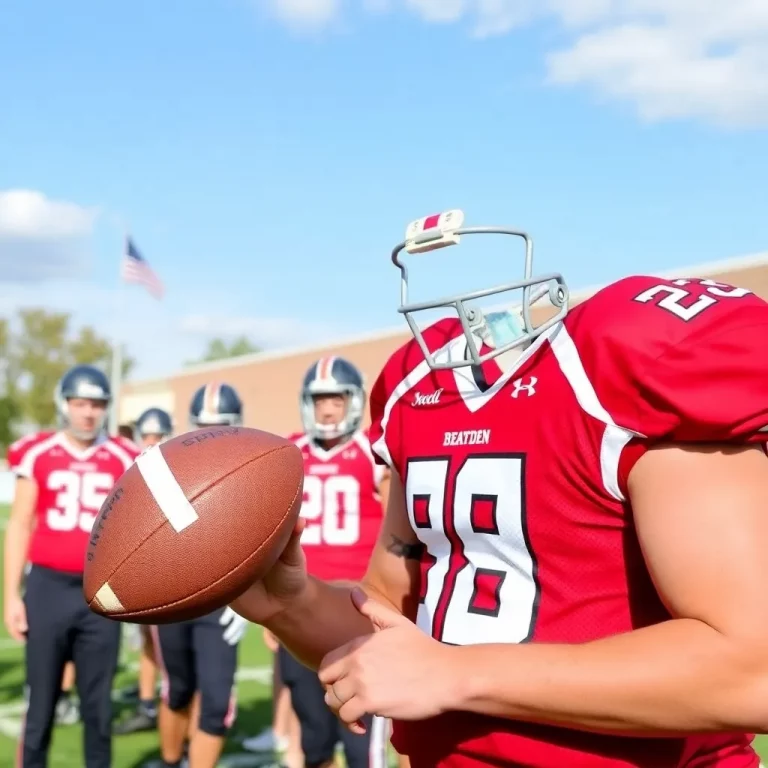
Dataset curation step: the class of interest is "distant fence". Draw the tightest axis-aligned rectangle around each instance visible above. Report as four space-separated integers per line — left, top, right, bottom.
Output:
0 471 14 505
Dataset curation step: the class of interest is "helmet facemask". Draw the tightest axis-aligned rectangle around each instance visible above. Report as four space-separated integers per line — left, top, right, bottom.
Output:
55 386 110 442
191 411 243 428
392 211 570 370
300 382 364 442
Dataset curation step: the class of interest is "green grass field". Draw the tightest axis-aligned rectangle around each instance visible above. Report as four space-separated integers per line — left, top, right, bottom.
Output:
0 502 766 766
0 502 276 767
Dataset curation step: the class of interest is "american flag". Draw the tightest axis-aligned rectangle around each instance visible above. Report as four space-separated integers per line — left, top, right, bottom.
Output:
120 237 164 299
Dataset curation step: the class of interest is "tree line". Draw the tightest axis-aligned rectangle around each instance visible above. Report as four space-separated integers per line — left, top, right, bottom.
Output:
0 309 133 450
0 310 262 452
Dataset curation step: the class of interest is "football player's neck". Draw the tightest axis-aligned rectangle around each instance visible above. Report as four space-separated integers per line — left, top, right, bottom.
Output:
316 434 347 451
62 429 97 452
489 345 526 374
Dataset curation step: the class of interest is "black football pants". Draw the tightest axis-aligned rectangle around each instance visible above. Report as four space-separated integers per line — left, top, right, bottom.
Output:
153 608 238 737
278 645 389 768
22 565 121 768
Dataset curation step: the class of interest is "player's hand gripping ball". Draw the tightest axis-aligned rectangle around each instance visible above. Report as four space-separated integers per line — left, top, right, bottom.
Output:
83 426 304 624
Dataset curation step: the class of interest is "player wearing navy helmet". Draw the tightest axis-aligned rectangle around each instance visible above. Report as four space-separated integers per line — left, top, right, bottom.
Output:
154 383 246 768
4 364 138 768
189 382 243 428
299 357 365 442
135 407 173 447
113 406 175 738
252 357 391 768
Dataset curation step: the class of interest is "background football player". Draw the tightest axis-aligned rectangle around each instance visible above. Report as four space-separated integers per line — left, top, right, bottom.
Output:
243 625 302 768
152 384 247 768
250 357 390 768
3 365 138 768
113 407 174 737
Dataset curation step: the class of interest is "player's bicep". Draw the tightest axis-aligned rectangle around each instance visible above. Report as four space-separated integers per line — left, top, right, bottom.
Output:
362 468 422 621
9 476 38 530
629 443 768 641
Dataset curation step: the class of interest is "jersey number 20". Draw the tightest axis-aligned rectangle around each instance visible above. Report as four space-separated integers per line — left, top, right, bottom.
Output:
46 470 114 532
300 475 361 546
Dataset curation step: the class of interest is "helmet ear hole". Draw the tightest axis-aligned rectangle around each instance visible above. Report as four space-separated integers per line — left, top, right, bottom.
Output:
549 282 568 308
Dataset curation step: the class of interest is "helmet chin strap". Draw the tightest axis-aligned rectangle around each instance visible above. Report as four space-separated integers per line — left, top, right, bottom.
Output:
314 421 347 441
58 397 108 443
65 425 102 443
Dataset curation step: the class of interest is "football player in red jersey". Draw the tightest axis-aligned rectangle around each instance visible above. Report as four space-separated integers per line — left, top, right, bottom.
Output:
232 211 768 768
113 407 174 737
153 384 247 768
3 364 139 768
259 357 391 768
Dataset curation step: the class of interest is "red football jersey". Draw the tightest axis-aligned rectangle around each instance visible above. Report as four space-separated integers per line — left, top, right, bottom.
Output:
289 430 386 582
369 275 768 768
113 433 141 453
7 431 139 574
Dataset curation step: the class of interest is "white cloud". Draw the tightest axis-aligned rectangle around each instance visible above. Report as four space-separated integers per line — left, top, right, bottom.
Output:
0 190 98 282
404 0 467 24
545 1 768 127
179 313 341 349
258 0 768 127
0 280 198 379
261 0 342 30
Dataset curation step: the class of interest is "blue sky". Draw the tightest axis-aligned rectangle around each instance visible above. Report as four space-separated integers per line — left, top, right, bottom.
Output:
1 0 767 378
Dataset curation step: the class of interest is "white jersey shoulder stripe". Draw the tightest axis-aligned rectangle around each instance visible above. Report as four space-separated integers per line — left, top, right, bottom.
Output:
102 439 137 472
370 336 461 469
15 433 62 479
548 324 641 502
291 434 311 449
352 431 386 487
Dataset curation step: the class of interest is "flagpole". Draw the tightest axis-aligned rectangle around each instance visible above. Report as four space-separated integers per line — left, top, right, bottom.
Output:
109 338 123 436
109 229 127 437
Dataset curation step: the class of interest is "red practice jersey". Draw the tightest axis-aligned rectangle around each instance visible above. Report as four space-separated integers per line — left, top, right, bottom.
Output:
7 431 139 574
369 275 768 768
113 434 141 453
289 430 386 582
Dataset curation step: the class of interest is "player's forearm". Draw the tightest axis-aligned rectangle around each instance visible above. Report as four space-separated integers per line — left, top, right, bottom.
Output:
266 577 395 669
451 618 768 734
3 520 31 599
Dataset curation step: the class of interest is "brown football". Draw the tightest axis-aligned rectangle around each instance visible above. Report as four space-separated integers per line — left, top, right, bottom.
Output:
83 426 303 624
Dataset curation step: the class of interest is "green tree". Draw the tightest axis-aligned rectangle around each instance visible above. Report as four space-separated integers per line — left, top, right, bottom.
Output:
188 335 261 365
70 325 135 378
0 318 22 448
15 309 71 427
0 395 21 453
11 309 135 428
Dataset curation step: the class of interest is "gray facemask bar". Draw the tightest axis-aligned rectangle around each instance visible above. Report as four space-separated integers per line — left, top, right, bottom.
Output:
391 226 569 370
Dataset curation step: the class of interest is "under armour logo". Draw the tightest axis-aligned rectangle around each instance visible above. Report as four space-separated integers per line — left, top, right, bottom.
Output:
511 377 537 398
413 388 443 406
